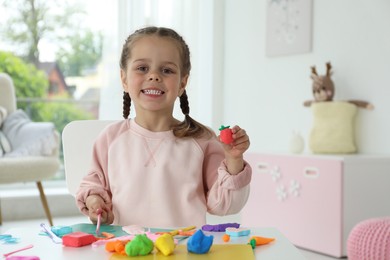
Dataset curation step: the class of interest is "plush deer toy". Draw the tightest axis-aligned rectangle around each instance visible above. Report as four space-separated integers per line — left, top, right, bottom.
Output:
303 62 374 109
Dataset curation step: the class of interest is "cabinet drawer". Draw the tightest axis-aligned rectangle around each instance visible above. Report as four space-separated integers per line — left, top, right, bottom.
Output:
242 153 343 255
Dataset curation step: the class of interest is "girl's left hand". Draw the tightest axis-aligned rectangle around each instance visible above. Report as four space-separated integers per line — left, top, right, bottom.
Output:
219 125 250 159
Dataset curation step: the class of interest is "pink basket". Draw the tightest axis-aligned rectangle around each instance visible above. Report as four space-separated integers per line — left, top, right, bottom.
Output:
347 217 390 260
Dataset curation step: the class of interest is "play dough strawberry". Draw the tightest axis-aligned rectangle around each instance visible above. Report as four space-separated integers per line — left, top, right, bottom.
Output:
219 125 233 144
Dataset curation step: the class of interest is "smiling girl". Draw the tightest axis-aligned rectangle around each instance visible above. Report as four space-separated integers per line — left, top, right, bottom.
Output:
76 26 252 228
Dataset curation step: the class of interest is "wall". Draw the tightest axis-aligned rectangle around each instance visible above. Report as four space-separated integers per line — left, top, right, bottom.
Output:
223 0 390 155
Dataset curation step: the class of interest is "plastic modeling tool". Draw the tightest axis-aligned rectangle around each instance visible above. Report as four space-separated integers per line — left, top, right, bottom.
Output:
155 225 196 236
169 225 196 236
40 223 62 244
96 208 102 235
3 244 34 258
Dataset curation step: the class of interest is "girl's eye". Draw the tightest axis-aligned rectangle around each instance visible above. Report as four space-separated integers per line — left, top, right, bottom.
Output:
162 68 174 74
137 66 148 72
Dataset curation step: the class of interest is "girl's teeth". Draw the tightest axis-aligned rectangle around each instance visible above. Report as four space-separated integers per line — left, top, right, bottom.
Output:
143 89 163 95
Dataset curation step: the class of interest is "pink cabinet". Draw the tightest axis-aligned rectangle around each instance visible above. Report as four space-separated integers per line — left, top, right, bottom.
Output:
242 153 390 257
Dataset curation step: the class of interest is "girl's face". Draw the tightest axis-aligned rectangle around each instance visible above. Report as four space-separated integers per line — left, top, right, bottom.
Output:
121 35 188 115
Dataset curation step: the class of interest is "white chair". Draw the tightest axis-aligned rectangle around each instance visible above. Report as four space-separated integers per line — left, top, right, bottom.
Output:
62 120 116 197
0 73 60 226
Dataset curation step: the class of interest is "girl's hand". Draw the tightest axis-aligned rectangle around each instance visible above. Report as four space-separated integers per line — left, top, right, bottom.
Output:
219 125 250 158
86 195 114 224
219 125 250 175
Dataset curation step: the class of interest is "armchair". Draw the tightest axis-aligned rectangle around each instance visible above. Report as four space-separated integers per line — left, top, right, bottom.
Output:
0 72 60 226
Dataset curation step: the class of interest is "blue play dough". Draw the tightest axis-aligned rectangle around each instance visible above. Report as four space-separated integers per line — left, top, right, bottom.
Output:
225 227 251 237
187 229 214 254
51 226 73 237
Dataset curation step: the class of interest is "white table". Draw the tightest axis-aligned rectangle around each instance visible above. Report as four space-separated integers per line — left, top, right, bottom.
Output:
1 227 305 259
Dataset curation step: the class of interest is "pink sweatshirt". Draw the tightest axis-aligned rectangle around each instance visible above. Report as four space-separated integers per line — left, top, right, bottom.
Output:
76 119 252 228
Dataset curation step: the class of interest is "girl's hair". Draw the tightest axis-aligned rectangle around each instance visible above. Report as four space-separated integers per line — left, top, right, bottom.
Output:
121 26 212 138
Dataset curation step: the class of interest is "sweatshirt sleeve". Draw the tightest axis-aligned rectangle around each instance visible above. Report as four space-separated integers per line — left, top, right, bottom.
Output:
75 125 116 216
202 137 252 216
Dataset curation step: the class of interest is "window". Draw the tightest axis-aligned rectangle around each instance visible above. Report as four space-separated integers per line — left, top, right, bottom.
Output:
0 0 108 182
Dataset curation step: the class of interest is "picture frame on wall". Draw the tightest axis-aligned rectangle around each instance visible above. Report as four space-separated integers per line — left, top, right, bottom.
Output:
266 0 313 57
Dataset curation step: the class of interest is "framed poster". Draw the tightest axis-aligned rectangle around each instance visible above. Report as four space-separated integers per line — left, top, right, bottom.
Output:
266 0 313 57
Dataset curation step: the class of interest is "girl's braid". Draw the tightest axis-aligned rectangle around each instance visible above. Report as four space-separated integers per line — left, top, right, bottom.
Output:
123 92 131 119
180 90 190 115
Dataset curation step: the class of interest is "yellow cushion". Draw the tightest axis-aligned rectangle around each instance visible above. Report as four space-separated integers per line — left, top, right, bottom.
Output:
309 101 358 154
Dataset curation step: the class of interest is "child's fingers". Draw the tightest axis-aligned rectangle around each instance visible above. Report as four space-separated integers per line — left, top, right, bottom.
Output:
89 203 108 223
232 140 250 152
90 209 112 224
234 137 250 147
231 125 241 134
100 210 109 224
106 211 115 224
220 125 250 154
96 206 114 224
232 128 249 146
231 126 247 139
89 211 99 224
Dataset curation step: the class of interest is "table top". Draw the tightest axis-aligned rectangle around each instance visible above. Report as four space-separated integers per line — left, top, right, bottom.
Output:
1 226 305 260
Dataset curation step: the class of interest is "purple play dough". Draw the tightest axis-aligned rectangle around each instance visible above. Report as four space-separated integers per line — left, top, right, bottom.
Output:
201 223 240 232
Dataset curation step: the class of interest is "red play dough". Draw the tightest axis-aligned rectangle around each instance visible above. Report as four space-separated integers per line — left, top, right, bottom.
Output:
62 231 97 247
220 128 233 144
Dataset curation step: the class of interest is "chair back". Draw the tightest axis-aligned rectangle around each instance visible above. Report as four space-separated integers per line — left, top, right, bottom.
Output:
62 120 117 196
0 73 17 114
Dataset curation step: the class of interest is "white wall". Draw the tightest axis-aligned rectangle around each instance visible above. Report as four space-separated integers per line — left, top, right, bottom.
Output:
223 0 390 155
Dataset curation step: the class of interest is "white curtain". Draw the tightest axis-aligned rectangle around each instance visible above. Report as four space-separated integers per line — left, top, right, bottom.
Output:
99 0 225 130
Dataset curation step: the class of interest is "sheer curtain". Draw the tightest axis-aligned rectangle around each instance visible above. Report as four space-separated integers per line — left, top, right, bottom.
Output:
99 0 225 130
